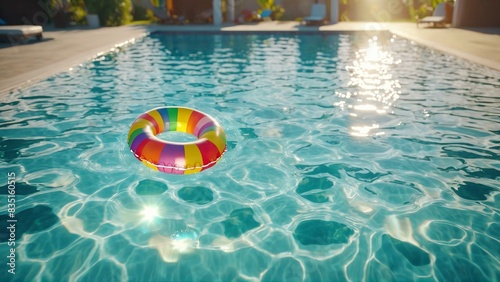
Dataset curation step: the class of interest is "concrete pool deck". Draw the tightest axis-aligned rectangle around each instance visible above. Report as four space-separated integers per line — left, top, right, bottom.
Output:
0 21 499 94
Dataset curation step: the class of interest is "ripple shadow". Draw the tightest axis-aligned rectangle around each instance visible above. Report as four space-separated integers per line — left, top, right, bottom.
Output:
221 208 260 238
452 181 497 201
293 220 354 245
134 179 168 196
0 182 38 195
383 234 430 266
178 186 214 205
0 205 58 242
295 177 333 203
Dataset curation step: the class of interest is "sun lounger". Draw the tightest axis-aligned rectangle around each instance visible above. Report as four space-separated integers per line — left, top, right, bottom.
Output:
303 3 326 25
0 25 43 42
417 3 447 28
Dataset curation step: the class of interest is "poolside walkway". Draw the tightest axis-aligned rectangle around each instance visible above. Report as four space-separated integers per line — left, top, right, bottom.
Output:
1 22 499 94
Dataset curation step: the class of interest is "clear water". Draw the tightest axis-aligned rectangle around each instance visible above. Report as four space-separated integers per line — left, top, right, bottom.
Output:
1 32 499 281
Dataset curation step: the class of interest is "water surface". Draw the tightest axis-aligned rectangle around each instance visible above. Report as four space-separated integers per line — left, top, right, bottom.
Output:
0 32 499 281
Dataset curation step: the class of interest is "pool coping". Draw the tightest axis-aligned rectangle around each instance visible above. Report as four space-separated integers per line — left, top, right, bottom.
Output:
1 22 499 96
0 36 149 95
0 26 150 96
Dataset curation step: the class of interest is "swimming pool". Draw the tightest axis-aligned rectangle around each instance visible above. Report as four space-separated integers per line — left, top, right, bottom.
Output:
1 31 499 281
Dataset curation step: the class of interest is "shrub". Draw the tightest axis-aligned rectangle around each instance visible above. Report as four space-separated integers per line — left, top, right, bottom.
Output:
69 0 88 25
85 0 132 26
256 0 285 20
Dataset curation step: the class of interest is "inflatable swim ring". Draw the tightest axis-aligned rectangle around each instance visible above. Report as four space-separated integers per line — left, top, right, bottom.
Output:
127 107 226 174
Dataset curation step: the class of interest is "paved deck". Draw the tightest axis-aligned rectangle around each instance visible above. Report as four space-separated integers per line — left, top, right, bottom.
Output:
1 22 499 94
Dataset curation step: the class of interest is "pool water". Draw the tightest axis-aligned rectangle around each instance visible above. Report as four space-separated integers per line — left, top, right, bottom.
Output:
1 32 499 281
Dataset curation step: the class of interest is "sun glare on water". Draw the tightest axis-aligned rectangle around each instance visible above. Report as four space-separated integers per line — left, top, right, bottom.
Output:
141 205 160 222
336 35 401 137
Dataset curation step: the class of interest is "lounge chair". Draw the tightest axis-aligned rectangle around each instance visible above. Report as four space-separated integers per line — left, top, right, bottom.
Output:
417 3 447 28
0 25 43 42
303 3 326 25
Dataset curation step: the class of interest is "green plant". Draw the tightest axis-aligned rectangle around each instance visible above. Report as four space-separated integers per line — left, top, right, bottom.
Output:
270 5 285 20
257 0 274 9
404 0 451 20
143 0 165 23
132 2 149 21
68 0 87 24
85 0 132 26
339 0 453 22
50 0 71 11
71 5 87 24
84 0 98 14
50 0 72 27
256 0 284 20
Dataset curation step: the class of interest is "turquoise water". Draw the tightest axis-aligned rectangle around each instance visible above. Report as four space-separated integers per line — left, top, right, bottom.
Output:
1 32 499 281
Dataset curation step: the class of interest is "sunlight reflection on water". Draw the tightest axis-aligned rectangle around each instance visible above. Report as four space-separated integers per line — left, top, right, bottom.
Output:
336 36 401 137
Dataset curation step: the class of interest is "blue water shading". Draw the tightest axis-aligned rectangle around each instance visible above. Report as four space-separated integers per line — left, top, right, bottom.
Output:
0 182 38 195
135 179 168 196
293 220 354 245
295 163 344 179
0 205 58 243
221 208 260 238
452 181 497 200
385 235 431 266
295 176 334 203
79 259 123 282
0 138 41 162
296 163 389 182
178 186 213 205
262 257 303 282
435 254 489 281
239 127 258 139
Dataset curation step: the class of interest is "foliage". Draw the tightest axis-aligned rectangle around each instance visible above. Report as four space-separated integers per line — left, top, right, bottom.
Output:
338 0 454 22
85 0 133 26
257 0 274 9
49 0 77 27
84 0 99 14
68 0 87 24
135 0 162 23
50 0 71 11
403 0 453 20
256 0 284 20
132 2 149 21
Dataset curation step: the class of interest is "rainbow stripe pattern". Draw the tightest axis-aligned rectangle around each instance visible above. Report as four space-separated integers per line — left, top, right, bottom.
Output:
127 107 226 174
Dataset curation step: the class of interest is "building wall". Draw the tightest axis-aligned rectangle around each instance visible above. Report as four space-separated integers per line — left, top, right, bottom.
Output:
455 0 500 27
279 0 318 21
233 0 260 17
337 0 409 22
0 0 46 25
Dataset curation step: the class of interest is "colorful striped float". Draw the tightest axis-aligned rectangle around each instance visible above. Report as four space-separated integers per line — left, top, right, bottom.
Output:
128 107 226 174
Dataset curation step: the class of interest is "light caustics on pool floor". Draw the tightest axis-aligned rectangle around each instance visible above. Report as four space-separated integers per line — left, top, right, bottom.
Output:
0 32 499 282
